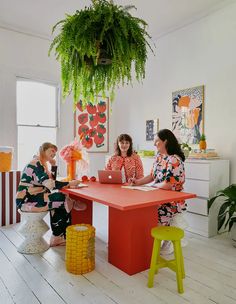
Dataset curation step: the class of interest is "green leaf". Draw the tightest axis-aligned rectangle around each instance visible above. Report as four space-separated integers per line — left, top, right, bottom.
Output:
208 184 236 232
48 0 154 107
229 217 236 231
208 193 225 210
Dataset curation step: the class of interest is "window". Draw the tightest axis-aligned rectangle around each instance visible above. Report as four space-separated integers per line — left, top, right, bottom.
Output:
16 78 58 170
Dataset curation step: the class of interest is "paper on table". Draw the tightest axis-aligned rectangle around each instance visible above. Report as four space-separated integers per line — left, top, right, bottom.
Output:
121 185 157 191
70 183 88 189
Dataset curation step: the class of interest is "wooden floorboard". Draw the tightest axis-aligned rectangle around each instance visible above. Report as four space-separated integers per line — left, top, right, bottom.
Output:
0 224 236 304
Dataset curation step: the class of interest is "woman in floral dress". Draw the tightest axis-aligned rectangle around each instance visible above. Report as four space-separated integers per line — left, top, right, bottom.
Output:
16 142 81 246
129 129 186 254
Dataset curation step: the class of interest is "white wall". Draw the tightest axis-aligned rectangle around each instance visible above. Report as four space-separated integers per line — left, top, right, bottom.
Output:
0 28 76 175
110 1 236 183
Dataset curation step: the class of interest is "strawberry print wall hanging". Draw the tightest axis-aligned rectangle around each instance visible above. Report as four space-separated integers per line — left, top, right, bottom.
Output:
74 97 109 152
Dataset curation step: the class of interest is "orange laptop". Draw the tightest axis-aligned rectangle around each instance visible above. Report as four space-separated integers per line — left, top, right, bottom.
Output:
98 170 123 184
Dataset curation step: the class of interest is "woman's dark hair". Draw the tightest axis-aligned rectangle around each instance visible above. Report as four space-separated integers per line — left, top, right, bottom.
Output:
157 129 185 161
115 134 133 157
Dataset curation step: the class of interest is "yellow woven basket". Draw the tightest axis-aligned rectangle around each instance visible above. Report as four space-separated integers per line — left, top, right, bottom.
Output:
66 224 95 274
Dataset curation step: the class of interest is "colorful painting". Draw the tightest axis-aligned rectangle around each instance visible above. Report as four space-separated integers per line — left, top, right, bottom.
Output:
172 85 204 144
146 119 159 141
74 97 109 152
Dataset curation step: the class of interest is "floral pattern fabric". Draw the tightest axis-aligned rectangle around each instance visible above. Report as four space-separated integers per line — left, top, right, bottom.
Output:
16 158 71 238
151 153 186 225
105 153 144 182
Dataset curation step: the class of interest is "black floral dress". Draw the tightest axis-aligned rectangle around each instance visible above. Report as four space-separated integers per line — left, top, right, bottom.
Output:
151 153 186 225
16 158 71 238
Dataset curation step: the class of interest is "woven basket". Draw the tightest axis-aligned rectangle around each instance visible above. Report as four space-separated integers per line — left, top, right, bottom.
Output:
66 224 95 274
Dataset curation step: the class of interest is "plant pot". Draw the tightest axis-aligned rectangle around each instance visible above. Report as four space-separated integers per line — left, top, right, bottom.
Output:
231 222 236 247
183 149 190 158
97 49 112 65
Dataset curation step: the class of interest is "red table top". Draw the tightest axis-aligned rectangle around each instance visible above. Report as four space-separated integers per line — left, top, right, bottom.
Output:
62 182 196 211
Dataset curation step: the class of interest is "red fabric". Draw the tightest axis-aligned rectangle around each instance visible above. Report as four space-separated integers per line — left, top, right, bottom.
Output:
105 153 144 181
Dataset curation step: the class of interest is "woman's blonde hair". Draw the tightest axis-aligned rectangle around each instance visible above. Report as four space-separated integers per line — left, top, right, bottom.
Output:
39 142 57 156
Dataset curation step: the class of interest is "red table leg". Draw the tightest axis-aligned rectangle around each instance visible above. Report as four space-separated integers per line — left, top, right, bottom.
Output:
108 205 158 275
69 196 93 225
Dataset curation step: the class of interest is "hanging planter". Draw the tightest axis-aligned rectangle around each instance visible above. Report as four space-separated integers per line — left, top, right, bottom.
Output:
49 0 154 107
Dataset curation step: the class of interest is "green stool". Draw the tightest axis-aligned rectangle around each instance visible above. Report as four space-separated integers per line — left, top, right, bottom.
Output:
147 226 185 294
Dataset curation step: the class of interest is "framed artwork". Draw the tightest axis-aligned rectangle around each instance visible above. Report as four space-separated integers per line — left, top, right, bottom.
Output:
146 119 159 141
172 85 204 144
74 97 109 152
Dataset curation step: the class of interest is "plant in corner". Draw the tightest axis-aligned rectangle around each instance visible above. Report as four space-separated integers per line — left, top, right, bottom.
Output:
49 0 154 108
208 184 236 246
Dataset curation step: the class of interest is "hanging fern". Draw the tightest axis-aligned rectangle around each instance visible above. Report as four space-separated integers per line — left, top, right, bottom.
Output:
49 0 154 107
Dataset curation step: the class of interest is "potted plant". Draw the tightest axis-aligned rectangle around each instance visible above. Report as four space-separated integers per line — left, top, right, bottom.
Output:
208 184 236 247
49 0 154 107
181 142 191 158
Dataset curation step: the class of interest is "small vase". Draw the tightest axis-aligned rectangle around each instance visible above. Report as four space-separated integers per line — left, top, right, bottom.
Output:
67 160 76 181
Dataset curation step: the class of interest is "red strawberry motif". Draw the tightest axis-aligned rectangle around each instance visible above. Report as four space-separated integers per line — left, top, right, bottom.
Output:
78 113 88 124
76 100 83 112
87 128 97 137
86 103 97 115
97 101 106 113
94 133 105 146
89 114 99 128
78 124 89 136
97 124 106 134
82 136 93 149
98 113 106 123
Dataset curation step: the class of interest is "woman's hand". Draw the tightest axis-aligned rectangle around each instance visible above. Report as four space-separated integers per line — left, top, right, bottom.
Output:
128 177 137 185
69 180 80 188
129 174 154 186
49 158 56 166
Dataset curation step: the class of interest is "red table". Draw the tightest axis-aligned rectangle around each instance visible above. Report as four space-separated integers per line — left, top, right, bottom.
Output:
62 182 196 275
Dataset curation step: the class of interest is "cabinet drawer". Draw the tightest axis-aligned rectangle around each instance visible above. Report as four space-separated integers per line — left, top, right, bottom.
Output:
185 163 210 180
184 179 209 197
186 198 208 215
184 212 209 237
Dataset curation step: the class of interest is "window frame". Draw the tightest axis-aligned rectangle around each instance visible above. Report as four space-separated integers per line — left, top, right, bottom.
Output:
16 76 60 128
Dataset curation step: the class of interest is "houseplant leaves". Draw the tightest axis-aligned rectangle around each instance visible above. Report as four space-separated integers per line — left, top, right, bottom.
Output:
49 0 154 107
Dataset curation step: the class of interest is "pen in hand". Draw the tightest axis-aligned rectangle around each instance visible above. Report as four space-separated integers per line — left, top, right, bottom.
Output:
129 173 136 185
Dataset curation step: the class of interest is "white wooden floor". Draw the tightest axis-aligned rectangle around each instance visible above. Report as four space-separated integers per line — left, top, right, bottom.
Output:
0 223 236 304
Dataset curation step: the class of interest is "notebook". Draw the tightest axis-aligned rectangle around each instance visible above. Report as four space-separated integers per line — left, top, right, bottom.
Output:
98 170 123 184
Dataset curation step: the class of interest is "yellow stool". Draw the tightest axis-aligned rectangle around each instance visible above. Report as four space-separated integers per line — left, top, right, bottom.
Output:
66 224 95 274
148 226 185 294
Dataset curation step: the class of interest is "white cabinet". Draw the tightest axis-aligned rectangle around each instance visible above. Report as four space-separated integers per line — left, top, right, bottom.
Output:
184 159 229 237
140 157 230 237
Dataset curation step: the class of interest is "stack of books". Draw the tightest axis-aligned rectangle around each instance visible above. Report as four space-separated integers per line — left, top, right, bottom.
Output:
188 149 219 159
137 150 155 157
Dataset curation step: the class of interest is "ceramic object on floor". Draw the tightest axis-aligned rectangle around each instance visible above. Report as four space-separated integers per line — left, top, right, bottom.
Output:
17 210 50 254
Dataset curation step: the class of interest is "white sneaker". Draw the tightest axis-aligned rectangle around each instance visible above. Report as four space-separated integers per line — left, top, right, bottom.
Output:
160 241 174 255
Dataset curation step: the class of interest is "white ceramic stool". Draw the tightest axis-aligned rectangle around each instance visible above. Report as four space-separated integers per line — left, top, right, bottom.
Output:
17 210 50 254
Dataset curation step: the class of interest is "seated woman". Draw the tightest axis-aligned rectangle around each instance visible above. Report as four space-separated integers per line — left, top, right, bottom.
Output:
105 134 144 182
16 142 82 246
129 129 186 254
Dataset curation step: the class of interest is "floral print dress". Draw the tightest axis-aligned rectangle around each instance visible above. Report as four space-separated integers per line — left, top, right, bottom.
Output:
16 158 71 238
151 153 185 226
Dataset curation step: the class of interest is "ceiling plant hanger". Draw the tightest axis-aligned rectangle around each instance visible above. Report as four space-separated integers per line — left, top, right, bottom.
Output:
49 0 154 108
